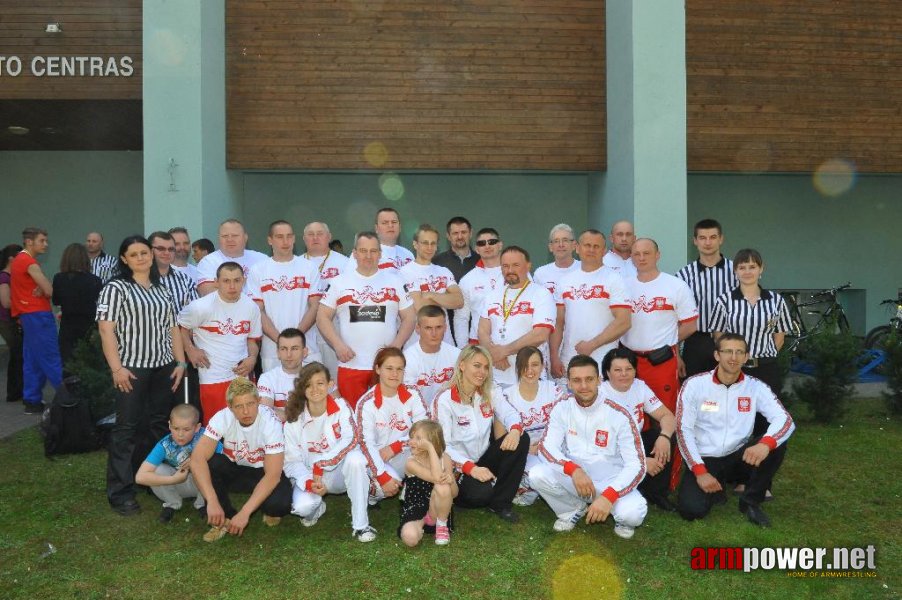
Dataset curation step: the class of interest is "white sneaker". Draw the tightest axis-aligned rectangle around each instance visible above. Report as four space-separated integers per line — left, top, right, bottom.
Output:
301 501 327 527
512 490 539 507
353 525 378 543
613 522 635 539
553 505 588 532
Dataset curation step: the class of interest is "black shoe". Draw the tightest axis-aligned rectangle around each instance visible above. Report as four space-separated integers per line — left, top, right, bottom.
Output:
112 499 141 517
197 505 208 521
158 507 176 524
739 501 771 527
23 403 43 415
647 494 677 512
487 506 519 524
712 491 727 506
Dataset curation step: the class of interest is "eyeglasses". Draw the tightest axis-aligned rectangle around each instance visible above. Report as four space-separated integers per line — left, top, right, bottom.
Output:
152 246 175 253
475 238 500 247
550 238 574 244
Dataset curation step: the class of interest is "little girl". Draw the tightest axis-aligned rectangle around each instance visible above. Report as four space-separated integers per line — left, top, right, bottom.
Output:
398 419 458 547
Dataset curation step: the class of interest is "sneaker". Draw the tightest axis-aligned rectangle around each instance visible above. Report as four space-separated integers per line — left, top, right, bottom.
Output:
552 505 588 532
158 506 176 524
353 525 378 543
613 522 635 539
512 490 539 506
24 403 43 415
203 520 231 543
301 502 327 527
262 515 282 527
435 524 451 546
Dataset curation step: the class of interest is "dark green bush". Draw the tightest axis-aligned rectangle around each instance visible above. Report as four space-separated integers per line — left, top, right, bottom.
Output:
793 329 860 423
66 329 115 419
881 332 902 416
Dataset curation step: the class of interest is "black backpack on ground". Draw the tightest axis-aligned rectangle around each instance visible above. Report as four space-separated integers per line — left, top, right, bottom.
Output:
41 376 103 457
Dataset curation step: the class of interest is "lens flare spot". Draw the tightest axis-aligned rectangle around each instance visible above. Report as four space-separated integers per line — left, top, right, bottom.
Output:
813 158 856 197
552 553 623 599
379 173 405 202
364 142 389 168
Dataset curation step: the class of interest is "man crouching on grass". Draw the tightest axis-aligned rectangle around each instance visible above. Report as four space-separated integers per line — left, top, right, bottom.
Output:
191 377 292 542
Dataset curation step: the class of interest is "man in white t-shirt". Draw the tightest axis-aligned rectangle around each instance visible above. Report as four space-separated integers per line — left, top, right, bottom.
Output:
179 262 263 423
196 219 268 297
190 378 292 541
316 232 416 409
249 220 323 371
399 223 463 348
403 305 460 406
168 226 200 284
550 229 631 379
301 221 349 375
455 227 504 348
346 207 414 272
605 220 638 279
533 223 581 297
257 328 307 421
478 246 556 387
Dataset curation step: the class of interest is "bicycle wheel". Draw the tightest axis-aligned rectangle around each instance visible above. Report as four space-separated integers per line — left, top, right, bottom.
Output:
864 325 891 349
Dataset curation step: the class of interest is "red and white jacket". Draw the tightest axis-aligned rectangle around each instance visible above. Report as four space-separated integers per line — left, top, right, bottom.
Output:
433 384 523 475
537 396 646 506
355 384 429 485
677 370 795 476
283 396 358 491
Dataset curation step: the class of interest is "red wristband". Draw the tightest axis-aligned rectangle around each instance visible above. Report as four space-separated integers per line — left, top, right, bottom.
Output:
462 461 476 476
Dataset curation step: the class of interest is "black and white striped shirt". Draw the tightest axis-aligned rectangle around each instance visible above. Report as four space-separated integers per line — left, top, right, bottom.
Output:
95 279 176 369
709 287 793 358
677 256 737 333
160 268 198 313
91 253 119 284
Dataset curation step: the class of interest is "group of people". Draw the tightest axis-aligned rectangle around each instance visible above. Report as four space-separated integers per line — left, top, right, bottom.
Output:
2 209 796 545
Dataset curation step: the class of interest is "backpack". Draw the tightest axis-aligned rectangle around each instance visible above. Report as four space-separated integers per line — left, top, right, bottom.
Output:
41 376 103 457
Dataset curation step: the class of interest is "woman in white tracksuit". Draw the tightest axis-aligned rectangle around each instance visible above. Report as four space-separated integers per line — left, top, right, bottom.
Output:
283 362 376 542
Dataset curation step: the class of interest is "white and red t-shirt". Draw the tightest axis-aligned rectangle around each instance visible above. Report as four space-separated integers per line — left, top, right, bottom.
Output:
178 292 263 384
257 366 300 409
196 249 269 297
600 379 664 430
355 384 429 484
604 251 637 279
248 256 324 363
301 251 348 349
399 261 458 347
403 341 460 405
502 380 568 443
621 273 698 351
455 261 503 347
346 244 414 272
203 404 284 468
533 260 581 297
480 282 556 386
555 266 630 365
319 269 413 371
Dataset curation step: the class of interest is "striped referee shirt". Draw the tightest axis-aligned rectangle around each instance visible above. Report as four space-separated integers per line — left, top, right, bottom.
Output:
91 253 119 283
160 267 198 313
95 278 176 369
709 287 793 359
677 256 737 333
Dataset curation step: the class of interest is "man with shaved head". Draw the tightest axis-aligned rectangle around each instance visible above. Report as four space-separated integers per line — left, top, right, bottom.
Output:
605 221 637 279
196 219 268 297
86 231 117 283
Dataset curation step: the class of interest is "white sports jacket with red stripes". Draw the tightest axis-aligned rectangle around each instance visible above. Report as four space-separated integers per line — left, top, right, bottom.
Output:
355 384 429 485
283 396 358 491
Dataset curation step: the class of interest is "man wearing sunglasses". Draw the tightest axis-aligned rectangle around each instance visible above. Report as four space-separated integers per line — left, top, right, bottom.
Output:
150 231 198 314
454 228 503 348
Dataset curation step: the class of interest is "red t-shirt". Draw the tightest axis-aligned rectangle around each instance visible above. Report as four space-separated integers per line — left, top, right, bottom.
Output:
10 252 51 316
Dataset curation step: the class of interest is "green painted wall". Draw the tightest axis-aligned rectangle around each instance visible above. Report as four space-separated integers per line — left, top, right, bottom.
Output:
0 151 144 278
241 172 590 265
688 174 902 334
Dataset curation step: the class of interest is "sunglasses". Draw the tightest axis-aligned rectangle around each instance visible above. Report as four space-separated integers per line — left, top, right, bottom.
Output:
152 246 175 253
475 238 500 247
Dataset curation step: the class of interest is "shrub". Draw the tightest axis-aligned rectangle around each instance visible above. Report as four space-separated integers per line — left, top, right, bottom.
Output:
881 332 902 416
793 329 860 423
65 329 116 419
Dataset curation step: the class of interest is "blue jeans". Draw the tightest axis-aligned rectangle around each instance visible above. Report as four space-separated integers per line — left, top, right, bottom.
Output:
19 311 63 404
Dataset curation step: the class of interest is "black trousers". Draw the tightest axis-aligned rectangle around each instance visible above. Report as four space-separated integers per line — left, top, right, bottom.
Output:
0 319 23 402
455 432 529 512
677 440 787 521
744 358 783 437
106 363 177 506
682 331 716 378
207 453 292 518
638 427 675 500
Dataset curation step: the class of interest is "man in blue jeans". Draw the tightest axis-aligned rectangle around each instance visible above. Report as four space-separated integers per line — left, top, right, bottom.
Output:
10 227 63 414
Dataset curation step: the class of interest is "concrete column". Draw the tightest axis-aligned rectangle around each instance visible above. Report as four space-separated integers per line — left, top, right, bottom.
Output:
143 0 241 240
592 0 688 274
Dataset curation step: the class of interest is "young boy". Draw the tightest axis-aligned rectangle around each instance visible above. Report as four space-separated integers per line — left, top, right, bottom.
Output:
136 404 215 524
257 328 307 421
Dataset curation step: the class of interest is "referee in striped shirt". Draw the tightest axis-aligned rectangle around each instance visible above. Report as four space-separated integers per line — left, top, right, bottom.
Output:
677 219 737 377
86 231 119 283
149 231 198 313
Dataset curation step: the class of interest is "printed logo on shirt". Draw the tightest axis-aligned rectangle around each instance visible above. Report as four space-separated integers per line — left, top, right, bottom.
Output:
349 305 387 323
307 435 331 454
456 415 471 427
223 440 265 464
199 319 252 336
480 404 494 419
416 367 455 388
595 430 609 447
738 397 751 412
630 295 674 313
321 267 340 280
520 404 555 428
701 400 720 412
562 284 611 302
487 301 534 318
261 275 311 293
381 413 410 433
340 286 401 305
633 403 646 426
419 275 450 292
332 422 342 439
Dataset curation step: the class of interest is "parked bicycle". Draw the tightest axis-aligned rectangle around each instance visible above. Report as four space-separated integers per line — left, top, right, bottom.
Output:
784 282 852 356
864 294 902 349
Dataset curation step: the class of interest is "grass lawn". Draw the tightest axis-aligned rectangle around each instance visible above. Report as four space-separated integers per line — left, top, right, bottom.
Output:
0 398 899 600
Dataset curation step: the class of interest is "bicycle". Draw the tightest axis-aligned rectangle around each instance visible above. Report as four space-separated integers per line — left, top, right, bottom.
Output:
864 294 902 349
784 282 852 356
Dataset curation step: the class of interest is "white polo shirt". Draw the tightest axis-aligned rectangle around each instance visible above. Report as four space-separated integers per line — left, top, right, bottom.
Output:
621 273 698 351
555 266 630 365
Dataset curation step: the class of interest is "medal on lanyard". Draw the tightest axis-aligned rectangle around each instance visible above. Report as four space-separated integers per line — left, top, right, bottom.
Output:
499 281 530 340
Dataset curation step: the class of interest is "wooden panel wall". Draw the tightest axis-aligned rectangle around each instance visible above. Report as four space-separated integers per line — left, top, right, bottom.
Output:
687 0 902 173
226 1 606 171
0 0 141 100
